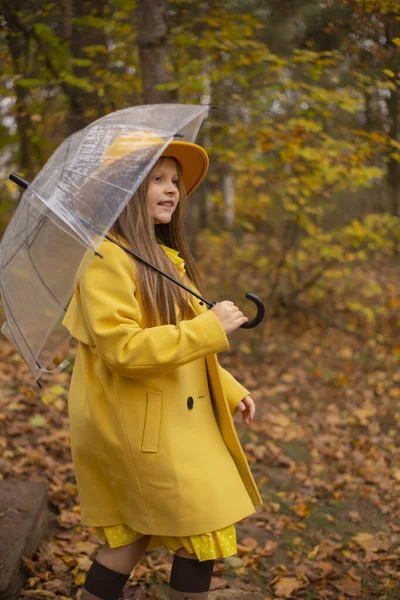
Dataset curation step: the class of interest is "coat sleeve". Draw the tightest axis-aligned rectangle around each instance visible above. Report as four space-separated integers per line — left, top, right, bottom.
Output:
77 240 229 378
217 363 251 416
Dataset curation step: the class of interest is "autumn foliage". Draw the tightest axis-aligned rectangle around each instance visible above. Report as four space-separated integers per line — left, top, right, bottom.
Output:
0 0 399 598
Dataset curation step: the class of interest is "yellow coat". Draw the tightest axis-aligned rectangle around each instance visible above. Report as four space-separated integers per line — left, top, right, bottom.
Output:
62 237 262 537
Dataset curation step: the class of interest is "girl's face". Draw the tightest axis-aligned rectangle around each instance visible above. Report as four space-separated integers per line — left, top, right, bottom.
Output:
147 157 180 225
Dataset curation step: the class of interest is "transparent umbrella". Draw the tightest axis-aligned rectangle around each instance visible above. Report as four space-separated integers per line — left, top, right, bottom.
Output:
0 104 212 383
0 104 265 387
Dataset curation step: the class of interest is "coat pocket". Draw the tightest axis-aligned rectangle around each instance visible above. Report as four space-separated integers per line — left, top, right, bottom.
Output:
141 391 162 453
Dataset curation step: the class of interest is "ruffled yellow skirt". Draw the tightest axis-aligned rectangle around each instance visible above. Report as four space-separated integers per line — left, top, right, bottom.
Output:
95 523 237 562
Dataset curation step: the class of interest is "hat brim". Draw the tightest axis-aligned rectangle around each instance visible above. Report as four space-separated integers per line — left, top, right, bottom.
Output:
161 141 209 196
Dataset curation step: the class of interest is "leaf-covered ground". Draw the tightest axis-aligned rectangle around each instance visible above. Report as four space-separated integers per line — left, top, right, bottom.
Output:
1 312 400 600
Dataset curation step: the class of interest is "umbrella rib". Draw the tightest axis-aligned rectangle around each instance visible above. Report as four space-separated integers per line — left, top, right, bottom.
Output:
22 188 101 255
0 217 47 268
0 215 68 311
25 204 69 311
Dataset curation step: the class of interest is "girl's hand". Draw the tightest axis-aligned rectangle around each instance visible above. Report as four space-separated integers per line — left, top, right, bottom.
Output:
211 301 248 335
236 394 255 424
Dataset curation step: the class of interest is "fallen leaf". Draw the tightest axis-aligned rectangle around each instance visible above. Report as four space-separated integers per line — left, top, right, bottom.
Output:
43 579 70 595
348 511 361 523
309 538 342 560
74 541 97 555
266 413 291 427
353 402 376 424
273 576 305 598
334 569 361 597
29 415 48 428
209 576 229 590
391 468 400 482
241 536 258 548
77 555 92 571
74 572 85 585
352 532 389 560
20 592 56 598
263 540 278 555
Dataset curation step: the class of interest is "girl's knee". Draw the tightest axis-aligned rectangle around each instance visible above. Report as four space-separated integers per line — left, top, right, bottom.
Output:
97 535 152 574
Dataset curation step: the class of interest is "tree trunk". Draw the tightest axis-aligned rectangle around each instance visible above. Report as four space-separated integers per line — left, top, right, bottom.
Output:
64 0 108 135
1 0 33 177
384 16 399 216
387 84 399 216
223 172 235 228
136 0 178 103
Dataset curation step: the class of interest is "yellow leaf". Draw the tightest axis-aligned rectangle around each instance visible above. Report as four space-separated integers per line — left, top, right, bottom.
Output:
50 385 66 395
384 69 395 77
29 415 48 428
308 545 319 559
391 468 400 482
77 555 92 571
294 503 311 518
54 399 65 411
41 394 54 405
74 572 86 585
391 37 400 47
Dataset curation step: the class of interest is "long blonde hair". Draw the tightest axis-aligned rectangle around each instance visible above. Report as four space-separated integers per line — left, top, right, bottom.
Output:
110 157 204 328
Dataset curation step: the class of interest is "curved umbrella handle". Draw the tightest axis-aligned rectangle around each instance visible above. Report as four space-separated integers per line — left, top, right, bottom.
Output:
240 293 265 329
209 293 265 329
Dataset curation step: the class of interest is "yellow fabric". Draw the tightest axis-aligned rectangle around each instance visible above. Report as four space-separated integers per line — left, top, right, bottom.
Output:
96 245 236 561
61 238 262 538
158 243 250 416
160 141 209 196
100 134 209 196
96 523 237 561
158 243 186 276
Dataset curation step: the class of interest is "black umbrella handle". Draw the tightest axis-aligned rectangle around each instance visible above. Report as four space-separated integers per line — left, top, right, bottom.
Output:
209 293 265 329
9 171 266 330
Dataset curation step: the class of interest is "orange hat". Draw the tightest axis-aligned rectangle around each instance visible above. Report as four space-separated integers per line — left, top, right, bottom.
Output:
101 132 209 196
160 140 209 196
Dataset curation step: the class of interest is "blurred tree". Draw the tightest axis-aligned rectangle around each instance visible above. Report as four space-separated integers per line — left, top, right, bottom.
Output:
0 0 399 342
0 0 37 177
63 0 109 134
298 0 399 214
137 0 178 103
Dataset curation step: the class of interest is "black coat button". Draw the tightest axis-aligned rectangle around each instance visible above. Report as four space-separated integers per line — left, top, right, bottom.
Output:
187 396 194 410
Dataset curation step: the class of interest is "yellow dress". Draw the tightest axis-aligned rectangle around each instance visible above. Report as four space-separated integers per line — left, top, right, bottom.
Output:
95 243 237 561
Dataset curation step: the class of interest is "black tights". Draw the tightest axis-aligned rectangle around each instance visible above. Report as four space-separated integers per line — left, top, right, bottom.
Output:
83 553 214 600
170 554 215 593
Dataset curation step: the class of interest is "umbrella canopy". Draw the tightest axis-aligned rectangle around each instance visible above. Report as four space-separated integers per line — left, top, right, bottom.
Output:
0 104 210 383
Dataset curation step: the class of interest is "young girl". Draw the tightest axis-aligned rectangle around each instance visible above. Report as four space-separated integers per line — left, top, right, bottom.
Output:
62 134 263 600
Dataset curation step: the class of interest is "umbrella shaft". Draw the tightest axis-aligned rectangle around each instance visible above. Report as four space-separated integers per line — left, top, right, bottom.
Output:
104 234 213 308
8 172 214 309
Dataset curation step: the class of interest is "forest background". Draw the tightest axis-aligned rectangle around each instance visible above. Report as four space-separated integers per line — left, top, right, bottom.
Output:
0 1 400 599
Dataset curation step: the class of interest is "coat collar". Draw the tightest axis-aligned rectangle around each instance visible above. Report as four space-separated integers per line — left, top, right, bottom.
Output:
158 244 186 277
